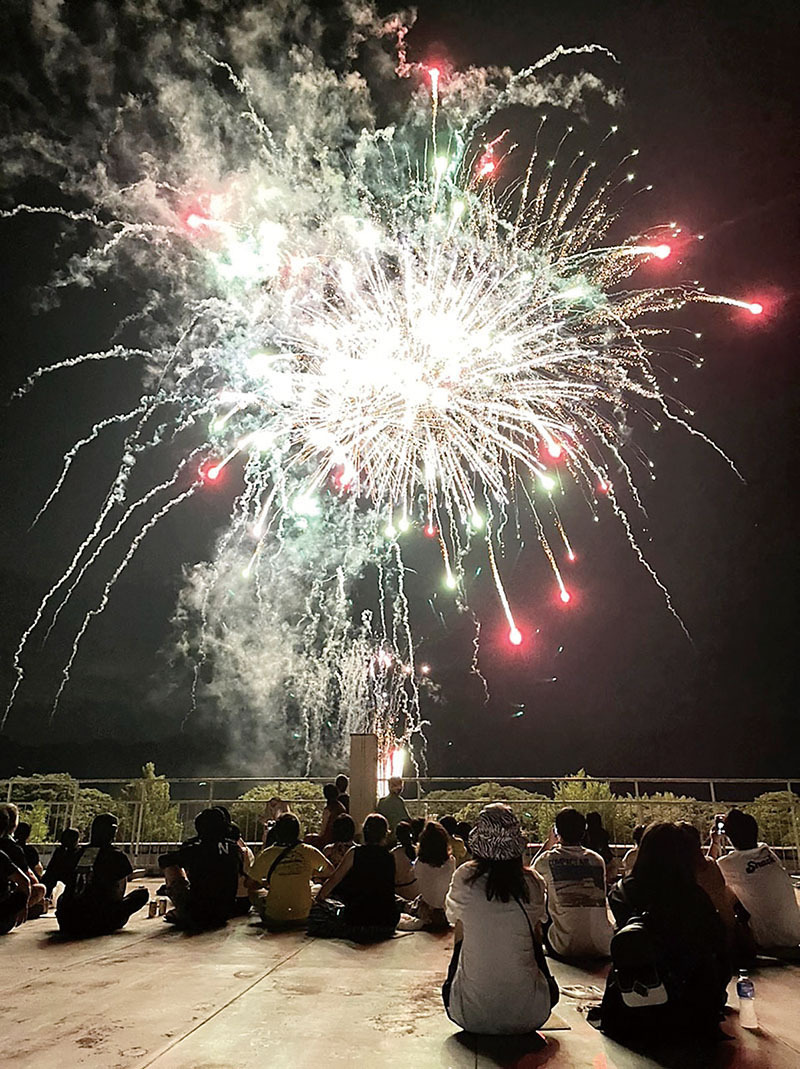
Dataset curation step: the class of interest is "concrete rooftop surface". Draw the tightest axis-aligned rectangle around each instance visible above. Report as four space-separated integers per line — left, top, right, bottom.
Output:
4 878 800 1069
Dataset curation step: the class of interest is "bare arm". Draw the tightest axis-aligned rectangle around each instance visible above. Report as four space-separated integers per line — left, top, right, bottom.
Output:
317 847 354 900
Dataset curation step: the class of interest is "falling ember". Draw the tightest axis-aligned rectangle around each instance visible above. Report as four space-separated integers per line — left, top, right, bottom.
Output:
653 244 671 259
749 302 763 315
560 590 571 603
508 627 523 646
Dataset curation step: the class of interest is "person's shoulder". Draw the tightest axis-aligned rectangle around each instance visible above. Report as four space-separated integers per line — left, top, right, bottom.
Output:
450 860 477 883
580 845 606 865
525 866 546 893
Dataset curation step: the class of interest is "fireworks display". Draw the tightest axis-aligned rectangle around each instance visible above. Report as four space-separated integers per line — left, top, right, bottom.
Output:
0 4 761 773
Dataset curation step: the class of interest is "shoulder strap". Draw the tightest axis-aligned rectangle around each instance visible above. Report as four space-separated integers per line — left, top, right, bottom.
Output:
512 893 555 983
266 842 299 886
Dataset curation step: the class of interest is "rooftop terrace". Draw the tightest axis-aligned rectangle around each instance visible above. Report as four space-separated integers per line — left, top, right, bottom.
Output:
5 877 800 1069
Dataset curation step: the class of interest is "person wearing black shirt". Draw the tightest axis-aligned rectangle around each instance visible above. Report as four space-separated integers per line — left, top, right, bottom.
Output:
0 849 31 934
335 774 350 813
0 803 47 916
14 822 43 876
56 813 148 938
42 828 81 897
159 808 240 929
317 813 400 941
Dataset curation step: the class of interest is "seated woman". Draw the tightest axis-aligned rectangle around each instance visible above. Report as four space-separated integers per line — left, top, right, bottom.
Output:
306 784 346 849
247 814 332 929
323 814 357 870
444 804 554 1035
593 822 731 1040
391 821 419 901
316 813 400 941
414 821 456 928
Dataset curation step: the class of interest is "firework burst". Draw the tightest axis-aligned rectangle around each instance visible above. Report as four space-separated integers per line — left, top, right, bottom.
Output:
0 4 757 771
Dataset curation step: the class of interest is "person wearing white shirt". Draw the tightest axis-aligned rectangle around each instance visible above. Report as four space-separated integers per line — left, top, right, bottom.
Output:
533 807 613 959
715 809 800 956
621 824 646 876
444 804 554 1035
413 821 456 928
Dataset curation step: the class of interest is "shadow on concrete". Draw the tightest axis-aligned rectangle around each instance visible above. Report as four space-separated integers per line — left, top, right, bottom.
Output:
446 1028 562 1066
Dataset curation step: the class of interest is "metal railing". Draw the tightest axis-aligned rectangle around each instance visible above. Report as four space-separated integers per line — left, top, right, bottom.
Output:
3 774 798 870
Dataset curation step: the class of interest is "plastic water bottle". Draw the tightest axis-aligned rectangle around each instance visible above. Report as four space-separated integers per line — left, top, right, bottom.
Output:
736 970 758 1029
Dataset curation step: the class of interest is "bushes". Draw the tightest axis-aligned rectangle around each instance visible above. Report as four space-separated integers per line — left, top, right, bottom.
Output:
5 773 118 839
423 782 548 831
229 782 327 841
118 763 182 843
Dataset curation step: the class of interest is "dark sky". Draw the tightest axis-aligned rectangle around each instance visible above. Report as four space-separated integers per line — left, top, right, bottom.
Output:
0 0 798 779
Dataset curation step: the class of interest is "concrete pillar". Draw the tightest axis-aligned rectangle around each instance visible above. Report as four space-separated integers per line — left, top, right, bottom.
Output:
349 733 378 831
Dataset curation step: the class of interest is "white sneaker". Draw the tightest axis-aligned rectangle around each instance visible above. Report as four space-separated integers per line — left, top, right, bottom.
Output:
397 914 425 931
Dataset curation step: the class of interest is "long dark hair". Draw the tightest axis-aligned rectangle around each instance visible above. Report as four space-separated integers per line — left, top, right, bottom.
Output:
631 822 697 900
417 821 450 867
467 856 530 903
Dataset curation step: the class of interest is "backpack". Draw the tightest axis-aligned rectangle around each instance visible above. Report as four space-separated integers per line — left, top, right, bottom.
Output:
610 913 669 1008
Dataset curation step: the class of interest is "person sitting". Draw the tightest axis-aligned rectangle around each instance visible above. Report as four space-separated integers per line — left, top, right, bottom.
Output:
42 827 81 904
376 777 410 836
414 821 456 929
714 808 800 958
316 813 400 941
410 817 426 843
679 821 754 967
335 774 350 813
444 803 555 1035
228 821 255 916
14 821 44 878
57 813 149 938
306 784 346 849
456 821 473 859
593 822 730 1039
323 814 356 870
621 824 646 876
0 804 47 919
533 807 612 959
439 816 468 866
247 813 333 929
159 808 240 930
261 797 293 847
391 821 419 901
584 810 616 884
0 848 31 934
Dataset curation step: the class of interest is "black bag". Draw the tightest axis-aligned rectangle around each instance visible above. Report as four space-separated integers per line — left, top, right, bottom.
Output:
513 895 560 1008
610 913 669 1009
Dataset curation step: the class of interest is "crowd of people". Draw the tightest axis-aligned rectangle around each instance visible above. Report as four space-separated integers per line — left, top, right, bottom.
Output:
2 783 800 1044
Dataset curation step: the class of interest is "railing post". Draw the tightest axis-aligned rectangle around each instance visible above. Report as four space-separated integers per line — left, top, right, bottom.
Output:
788 780 799 874
134 781 146 854
634 780 642 826
70 781 79 829
709 780 717 805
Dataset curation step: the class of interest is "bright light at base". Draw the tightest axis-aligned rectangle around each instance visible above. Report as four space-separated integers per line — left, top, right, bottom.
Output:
749 302 763 315
653 244 671 260
560 590 571 603
508 627 523 646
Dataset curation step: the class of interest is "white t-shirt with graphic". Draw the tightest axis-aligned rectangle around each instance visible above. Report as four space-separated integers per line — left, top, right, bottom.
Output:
533 843 613 958
717 843 800 948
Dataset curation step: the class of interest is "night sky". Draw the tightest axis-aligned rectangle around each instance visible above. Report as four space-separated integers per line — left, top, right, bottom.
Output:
0 0 797 779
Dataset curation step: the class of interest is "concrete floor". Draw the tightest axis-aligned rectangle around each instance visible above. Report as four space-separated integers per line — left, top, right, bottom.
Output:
4 878 800 1069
